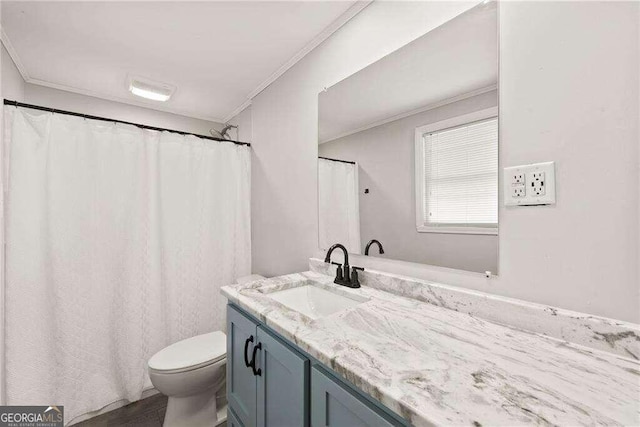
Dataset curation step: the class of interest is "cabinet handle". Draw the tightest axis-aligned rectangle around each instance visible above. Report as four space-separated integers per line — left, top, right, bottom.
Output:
244 335 254 367
251 342 262 376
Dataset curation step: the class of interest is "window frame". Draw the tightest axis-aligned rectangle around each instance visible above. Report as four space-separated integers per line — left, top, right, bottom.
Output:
414 107 499 235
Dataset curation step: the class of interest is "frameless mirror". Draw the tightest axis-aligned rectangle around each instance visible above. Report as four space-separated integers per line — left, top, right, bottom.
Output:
318 2 498 274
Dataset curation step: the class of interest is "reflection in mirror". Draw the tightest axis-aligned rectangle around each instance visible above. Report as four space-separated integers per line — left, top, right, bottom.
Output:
318 2 498 274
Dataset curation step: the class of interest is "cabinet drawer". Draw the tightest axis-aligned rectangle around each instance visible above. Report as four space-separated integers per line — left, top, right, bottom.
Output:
311 367 399 427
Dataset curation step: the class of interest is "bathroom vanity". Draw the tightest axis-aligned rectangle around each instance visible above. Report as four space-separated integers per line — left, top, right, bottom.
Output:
226 305 403 427
222 261 640 427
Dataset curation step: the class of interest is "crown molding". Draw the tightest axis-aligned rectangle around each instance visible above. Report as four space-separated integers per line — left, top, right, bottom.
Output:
222 0 373 123
319 84 498 144
2 32 226 123
1 26 222 124
2 1 373 125
224 99 252 124
1 27 30 81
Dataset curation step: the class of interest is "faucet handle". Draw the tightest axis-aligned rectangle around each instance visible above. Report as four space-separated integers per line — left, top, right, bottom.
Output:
350 266 364 287
331 262 343 280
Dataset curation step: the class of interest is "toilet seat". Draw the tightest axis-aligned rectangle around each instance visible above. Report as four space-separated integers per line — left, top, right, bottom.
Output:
149 331 226 374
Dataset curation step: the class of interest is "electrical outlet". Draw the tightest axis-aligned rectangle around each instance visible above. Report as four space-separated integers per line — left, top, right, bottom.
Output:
530 171 545 196
510 172 526 200
512 173 525 185
512 186 525 198
504 162 556 206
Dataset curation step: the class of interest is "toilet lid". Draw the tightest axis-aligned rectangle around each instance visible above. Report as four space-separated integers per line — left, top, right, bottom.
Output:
148 331 226 372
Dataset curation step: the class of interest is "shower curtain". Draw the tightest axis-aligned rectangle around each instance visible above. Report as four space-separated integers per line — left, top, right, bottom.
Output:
2 106 251 422
318 158 361 254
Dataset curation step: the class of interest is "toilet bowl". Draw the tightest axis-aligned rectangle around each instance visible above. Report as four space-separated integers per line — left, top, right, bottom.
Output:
148 331 227 427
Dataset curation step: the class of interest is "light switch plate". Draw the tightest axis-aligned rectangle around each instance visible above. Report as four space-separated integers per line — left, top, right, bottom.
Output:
504 162 556 206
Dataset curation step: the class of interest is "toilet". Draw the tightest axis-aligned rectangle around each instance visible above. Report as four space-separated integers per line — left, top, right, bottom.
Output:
148 331 227 427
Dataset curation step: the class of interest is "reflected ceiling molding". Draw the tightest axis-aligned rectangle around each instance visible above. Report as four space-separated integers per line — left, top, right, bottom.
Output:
222 0 373 123
319 84 498 144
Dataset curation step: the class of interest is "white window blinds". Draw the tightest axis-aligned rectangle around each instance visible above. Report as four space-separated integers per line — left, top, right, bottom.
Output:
422 117 498 227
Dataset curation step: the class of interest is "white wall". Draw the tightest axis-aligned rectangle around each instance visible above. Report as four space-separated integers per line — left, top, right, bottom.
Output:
246 1 639 322
319 91 498 273
228 106 252 143
496 1 639 322
1 44 24 101
23 84 223 136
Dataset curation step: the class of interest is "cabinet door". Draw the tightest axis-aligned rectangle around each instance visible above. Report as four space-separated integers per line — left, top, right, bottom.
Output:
256 326 309 427
311 367 398 427
228 407 244 427
227 305 259 427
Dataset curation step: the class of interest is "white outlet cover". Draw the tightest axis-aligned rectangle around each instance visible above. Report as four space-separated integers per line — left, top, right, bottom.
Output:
504 162 556 206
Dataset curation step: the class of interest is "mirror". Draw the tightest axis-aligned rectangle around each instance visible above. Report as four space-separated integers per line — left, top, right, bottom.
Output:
318 2 498 274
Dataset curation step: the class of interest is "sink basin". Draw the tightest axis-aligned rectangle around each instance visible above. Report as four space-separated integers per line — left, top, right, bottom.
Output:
267 284 367 319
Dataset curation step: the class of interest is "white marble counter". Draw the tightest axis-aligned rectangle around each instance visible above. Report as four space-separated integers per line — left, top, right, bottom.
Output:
222 271 640 426
309 259 640 361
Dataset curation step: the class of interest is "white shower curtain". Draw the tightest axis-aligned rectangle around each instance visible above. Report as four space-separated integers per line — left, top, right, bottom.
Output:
2 106 251 422
318 158 360 254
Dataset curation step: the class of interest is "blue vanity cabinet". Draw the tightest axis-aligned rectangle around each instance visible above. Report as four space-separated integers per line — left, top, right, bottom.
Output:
256 325 309 427
228 304 406 427
311 366 400 427
227 305 309 427
227 305 259 427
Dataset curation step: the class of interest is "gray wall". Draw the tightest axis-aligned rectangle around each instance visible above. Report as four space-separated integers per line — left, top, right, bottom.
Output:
229 106 252 144
319 90 498 273
245 1 639 322
2 44 25 101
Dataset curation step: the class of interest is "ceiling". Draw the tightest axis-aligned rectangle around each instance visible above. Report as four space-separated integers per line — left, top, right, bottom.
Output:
319 1 497 143
2 1 361 123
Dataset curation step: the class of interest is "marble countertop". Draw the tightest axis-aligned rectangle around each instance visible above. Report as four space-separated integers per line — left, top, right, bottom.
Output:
222 271 640 427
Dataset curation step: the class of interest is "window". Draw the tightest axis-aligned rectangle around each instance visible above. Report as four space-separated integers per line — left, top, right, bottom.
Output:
415 108 498 235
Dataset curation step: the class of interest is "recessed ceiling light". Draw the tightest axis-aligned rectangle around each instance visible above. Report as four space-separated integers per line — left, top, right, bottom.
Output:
128 75 175 102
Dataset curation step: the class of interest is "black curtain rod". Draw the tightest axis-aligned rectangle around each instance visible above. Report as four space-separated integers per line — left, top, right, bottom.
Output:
319 156 356 165
3 99 251 147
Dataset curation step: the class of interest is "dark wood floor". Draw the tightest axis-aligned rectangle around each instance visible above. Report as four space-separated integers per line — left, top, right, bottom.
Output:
73 394 168 427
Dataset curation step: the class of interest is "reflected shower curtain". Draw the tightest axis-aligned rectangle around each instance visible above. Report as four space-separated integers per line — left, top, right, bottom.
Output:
3 106 251 422
318 158 360 254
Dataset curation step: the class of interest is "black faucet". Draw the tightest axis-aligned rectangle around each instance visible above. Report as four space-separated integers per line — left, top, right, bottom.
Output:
364 239 385 256
324 243 363 288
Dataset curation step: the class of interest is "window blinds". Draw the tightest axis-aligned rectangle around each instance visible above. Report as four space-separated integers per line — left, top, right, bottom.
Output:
422 117 498 226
